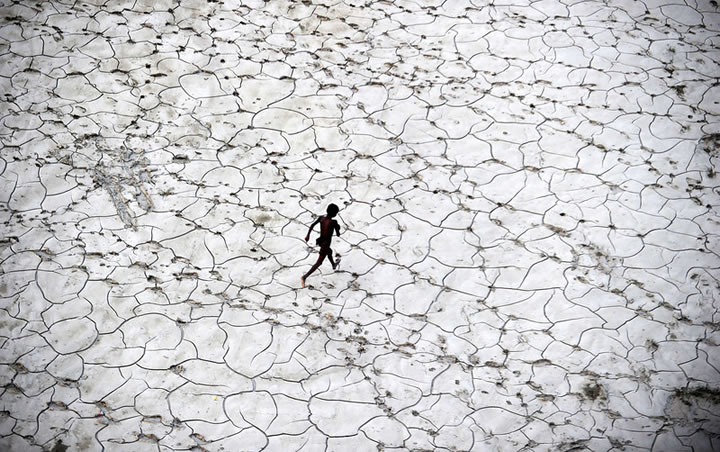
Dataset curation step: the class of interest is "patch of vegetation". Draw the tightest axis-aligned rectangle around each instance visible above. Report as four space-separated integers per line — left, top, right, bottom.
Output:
51 441 68 452
674 386 720 406
555 439 589 452
583 383 603 400
672 84 686 99
702 134 720 157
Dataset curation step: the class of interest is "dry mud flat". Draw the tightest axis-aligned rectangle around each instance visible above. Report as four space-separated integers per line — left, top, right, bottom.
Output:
1 0 720 451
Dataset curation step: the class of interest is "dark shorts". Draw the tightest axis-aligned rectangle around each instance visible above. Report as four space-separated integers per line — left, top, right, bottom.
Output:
316 237 331 251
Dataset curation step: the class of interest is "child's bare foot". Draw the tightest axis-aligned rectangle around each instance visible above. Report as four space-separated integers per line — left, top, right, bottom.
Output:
301 277 306 288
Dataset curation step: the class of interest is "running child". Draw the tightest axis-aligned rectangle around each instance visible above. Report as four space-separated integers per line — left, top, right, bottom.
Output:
301 203 340 288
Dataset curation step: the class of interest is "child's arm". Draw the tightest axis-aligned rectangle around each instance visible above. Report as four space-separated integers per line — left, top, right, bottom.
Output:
305 216 321 241
334 220 340 237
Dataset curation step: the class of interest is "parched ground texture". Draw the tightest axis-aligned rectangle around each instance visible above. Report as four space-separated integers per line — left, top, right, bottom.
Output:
1 0 720 450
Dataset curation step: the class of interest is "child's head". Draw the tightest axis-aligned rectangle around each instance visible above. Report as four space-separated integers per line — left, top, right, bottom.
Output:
326 203 339 217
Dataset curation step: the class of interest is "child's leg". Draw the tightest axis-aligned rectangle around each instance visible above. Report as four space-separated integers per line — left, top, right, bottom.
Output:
303 250 327 281
326 247 336 269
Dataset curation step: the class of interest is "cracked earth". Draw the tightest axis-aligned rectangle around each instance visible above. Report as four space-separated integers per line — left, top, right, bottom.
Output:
1 0 720 450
